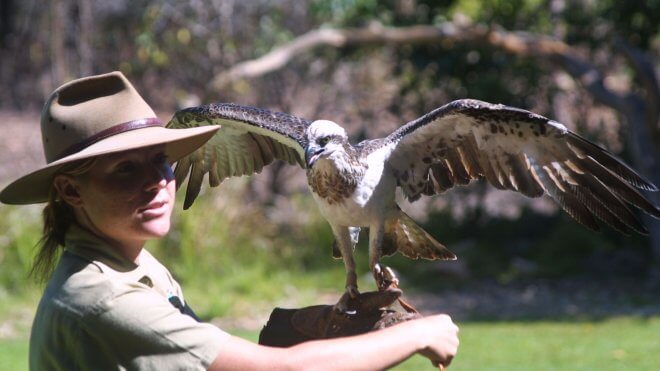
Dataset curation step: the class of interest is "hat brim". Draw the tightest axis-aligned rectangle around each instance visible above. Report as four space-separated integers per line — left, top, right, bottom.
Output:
0 125 219 205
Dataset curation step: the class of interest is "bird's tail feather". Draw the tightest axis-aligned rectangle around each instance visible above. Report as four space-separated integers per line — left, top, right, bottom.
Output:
382 210 457 260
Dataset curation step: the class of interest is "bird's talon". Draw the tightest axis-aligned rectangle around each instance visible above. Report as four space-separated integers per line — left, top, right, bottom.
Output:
373 264 399 291
383 266 399 287
333 287 360 313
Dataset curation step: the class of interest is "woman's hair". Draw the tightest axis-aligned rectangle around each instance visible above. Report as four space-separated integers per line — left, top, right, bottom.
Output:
31 158 97 282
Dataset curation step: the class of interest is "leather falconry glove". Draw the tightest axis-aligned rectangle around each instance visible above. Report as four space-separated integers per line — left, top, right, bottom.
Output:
258 288 421 347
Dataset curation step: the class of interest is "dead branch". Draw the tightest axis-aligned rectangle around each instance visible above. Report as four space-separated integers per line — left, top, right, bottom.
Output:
209 22 645 122
208 20 658 165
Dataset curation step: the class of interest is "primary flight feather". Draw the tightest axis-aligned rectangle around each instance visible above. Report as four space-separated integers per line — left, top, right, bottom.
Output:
167 99 660 311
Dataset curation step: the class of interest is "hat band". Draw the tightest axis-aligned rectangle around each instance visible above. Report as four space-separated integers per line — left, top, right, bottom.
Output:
54 117 164 162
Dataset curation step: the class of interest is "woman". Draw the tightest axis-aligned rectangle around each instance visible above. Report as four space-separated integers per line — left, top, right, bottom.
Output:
0 71 459 370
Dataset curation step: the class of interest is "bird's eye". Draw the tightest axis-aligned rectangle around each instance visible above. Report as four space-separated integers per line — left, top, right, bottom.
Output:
318 137 330 146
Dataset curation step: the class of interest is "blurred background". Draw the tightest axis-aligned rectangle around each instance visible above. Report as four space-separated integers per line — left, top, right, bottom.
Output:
1 0 659 369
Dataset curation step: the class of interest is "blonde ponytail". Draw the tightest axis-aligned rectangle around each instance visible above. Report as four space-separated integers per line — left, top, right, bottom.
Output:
30 158 97 282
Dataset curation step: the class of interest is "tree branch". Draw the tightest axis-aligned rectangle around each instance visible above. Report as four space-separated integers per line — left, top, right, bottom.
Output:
209 22 638 116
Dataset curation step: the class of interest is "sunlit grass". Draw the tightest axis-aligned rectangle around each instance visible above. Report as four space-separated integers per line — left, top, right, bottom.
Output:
396 316 660 371
3 316 657 370
0 338 29 370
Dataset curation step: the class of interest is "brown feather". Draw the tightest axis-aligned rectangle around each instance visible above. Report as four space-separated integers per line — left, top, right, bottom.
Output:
567 134 657 191
207 147 221 187
506 153 544 197
381 210 456 260
457 139 484 179
252 133 275 165
246 133 265 173
184 150 207 210
215 143 230 181
535 164 600 231
477 151 505 190
491 154 515 190
445 147 471 185
575 156 660 217
173 155 192 190
430 162 455 192
565 166 647 234
569 183 633 234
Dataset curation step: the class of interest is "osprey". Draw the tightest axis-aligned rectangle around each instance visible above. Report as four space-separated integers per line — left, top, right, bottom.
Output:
167 99 660 311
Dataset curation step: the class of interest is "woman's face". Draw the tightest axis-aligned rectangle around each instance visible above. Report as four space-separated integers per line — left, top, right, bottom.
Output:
59 145 176 251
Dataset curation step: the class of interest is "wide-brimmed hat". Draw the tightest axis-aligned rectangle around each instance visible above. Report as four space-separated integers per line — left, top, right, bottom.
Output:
0 71 219 205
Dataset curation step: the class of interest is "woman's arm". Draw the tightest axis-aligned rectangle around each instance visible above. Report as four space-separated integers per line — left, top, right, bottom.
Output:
208 314 459 371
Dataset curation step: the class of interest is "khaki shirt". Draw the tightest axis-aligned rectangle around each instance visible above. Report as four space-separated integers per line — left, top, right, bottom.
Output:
29 225 229 370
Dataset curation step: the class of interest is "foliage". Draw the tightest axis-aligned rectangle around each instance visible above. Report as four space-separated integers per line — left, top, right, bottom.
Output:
0 0 657 311
0 205 42 296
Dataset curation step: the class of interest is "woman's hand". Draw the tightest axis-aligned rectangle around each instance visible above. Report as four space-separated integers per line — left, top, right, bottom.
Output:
415 314 460 369
211 310 460 371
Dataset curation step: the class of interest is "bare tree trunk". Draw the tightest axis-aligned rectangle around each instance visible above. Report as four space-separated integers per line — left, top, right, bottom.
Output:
77 0 94 76
0 0 13 48
615 41 660 280
50 0 68 85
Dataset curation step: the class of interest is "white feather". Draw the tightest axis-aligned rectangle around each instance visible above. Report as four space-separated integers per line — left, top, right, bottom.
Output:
308 120 346 140
312 144 397 228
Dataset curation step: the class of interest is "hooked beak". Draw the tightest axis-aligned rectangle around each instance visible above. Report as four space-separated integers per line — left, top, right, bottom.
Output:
305 146 324 168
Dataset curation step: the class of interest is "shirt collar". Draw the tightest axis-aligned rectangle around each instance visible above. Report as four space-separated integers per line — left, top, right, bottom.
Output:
65 223 139 273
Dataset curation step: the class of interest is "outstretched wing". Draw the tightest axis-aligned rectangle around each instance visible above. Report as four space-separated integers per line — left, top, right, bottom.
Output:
386 99 660 234
167 103 311 209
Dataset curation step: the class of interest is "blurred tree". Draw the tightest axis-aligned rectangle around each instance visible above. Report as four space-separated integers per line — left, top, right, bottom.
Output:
0 0 657 280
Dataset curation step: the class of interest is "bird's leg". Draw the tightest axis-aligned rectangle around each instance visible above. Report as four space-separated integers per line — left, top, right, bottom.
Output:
369 225 418 313
331 225 360 313
368 223 396 291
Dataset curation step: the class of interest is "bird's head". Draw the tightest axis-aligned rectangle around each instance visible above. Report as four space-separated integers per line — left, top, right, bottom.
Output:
305 120 348 168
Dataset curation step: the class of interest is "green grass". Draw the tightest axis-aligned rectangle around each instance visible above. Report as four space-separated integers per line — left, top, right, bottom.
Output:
1 183 658 370
3 316 657 370
246 317 659 370
396 316 660 370
0 338 29 370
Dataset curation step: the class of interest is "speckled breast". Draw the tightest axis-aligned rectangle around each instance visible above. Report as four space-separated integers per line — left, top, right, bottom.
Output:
307 169 359 205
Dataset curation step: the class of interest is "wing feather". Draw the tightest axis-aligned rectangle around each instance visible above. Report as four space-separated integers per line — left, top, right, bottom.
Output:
430 162 454 192
534 162 601 231
477 151 505 190
567 134 657 191
572 155 660 217
173 154 192 188
457 139 484 178
507 153 544 197
167 103 311 209
567 169 646 234
246 133 265 173
445 147 471 185
183 149 208 209
252 132 276 165
385 99 659 233
207 146 221 187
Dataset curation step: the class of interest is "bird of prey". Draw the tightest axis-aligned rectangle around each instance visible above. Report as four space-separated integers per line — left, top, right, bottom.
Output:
167 99 660 311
